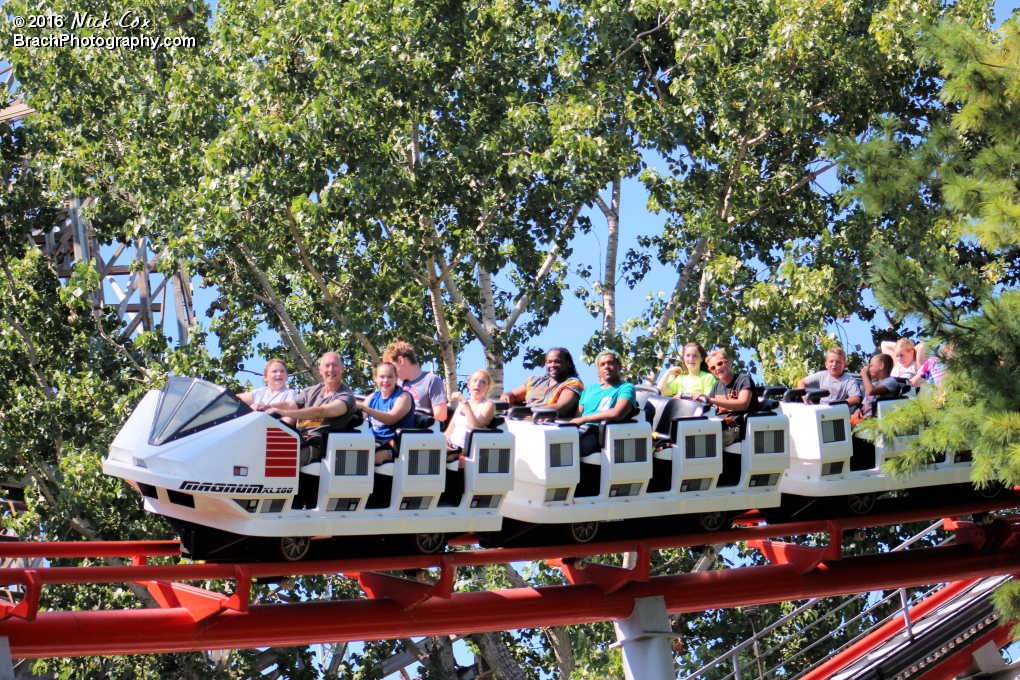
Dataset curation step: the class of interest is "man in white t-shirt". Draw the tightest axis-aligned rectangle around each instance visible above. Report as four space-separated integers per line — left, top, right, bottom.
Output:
382 339 449 424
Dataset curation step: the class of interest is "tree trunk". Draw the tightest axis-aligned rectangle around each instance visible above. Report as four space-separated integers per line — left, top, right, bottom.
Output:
426 259 459 396
594 176 621 335
484 345 505 397
470 632 527 680
502 564 574 678
695 264 711 325
425 636 460 679
235 244 320 382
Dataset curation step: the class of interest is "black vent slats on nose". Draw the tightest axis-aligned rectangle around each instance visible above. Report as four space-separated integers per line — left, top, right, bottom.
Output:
685 434 716 459
614 438 648 463
335 450 369 476
821 419 846 443
549 443 573 468
754 430 785 454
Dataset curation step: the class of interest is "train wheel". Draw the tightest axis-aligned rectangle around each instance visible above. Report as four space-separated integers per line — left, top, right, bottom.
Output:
846 493 876 516
413 532 446 554
975 483 1004 499
275 536 311 562
697 511 727 532
568 521 599 543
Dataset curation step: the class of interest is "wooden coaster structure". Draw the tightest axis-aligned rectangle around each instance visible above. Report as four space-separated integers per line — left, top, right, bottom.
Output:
1 65 196 345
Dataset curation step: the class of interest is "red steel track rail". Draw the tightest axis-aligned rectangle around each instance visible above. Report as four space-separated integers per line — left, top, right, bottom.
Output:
0 498 1018 658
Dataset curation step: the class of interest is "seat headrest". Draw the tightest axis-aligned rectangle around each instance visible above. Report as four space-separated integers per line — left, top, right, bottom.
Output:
673 397 708 419
643 395 677 435
413 412 436 429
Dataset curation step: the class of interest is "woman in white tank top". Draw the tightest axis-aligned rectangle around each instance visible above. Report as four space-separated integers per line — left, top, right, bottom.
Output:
445 369 496 461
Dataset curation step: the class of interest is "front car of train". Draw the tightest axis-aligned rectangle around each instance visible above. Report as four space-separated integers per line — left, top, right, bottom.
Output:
105 376 516 560
104 377 301 535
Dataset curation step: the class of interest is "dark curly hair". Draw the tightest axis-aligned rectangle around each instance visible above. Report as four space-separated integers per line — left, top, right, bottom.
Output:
547 347 579 379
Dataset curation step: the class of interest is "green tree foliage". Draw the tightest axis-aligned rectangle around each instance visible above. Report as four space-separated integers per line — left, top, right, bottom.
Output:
1 0 1011 676
835 8 1020 633
606 0 952 385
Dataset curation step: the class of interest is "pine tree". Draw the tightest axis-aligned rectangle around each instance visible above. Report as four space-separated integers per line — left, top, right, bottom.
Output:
836 10 1020 625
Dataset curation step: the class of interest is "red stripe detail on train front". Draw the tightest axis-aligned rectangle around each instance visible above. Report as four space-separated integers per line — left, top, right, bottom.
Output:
265 428 297 477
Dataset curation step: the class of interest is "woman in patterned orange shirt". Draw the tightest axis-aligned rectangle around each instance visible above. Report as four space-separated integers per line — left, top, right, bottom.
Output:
500 348 584 417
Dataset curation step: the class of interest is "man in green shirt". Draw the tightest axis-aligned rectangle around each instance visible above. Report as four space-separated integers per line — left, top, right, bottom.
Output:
569 349 638 456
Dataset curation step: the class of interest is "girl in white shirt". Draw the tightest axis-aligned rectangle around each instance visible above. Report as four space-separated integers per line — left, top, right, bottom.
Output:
238 359 297 412
445 369 496 462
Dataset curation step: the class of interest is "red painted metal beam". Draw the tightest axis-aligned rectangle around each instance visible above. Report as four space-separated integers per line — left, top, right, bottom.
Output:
3 541 1020 657
0 496 1010 563
0 540 180 559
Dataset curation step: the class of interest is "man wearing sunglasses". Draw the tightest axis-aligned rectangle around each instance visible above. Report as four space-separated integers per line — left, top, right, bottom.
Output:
693 349 760 445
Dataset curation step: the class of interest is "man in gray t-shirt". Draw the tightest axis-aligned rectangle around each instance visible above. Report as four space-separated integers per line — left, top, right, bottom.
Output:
401 370 447 415
265 352 357 440
797 347 862 407
382 340 449 423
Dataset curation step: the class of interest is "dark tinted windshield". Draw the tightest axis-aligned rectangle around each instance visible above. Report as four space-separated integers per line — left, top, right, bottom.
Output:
149 377 251 445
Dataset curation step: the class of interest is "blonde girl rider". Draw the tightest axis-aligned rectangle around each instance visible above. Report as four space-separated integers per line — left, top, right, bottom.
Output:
446 369 497 463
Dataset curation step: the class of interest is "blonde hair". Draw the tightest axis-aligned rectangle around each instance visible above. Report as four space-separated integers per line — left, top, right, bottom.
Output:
825 347 847 362
894 337 915 353
706 348 730 364
468 369 492 392
263 358 288 376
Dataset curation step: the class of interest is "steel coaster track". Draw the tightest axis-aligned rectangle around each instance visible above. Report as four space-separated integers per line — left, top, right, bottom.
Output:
0 496 1018 659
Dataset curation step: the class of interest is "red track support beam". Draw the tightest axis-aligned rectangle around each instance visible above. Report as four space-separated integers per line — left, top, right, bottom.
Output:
0 540 180 559
3 542 1020 657
0 497 1011 564
797 579 980 680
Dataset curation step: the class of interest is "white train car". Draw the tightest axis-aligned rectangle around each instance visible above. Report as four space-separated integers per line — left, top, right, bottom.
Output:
105 375 984 560
104 377 515 560
779 384 973 514
498 392 790 541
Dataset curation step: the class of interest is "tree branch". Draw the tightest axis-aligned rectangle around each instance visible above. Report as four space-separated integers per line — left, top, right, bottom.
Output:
234 243 320 381
502 200 584 332
719 129 770 221
744 162 837 219
607 10 679 71
285 205 380 361
435 254 493 346
652 235 709 335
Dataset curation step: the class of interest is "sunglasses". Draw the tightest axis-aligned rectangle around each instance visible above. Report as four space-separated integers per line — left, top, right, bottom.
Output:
709 360 729 371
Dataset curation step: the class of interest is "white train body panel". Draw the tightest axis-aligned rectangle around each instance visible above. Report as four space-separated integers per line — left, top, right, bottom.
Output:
658 417 723 494
779 392 971 496
501 408 787 523
105 377 977 546
505 419 581 510
104 381 510 537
